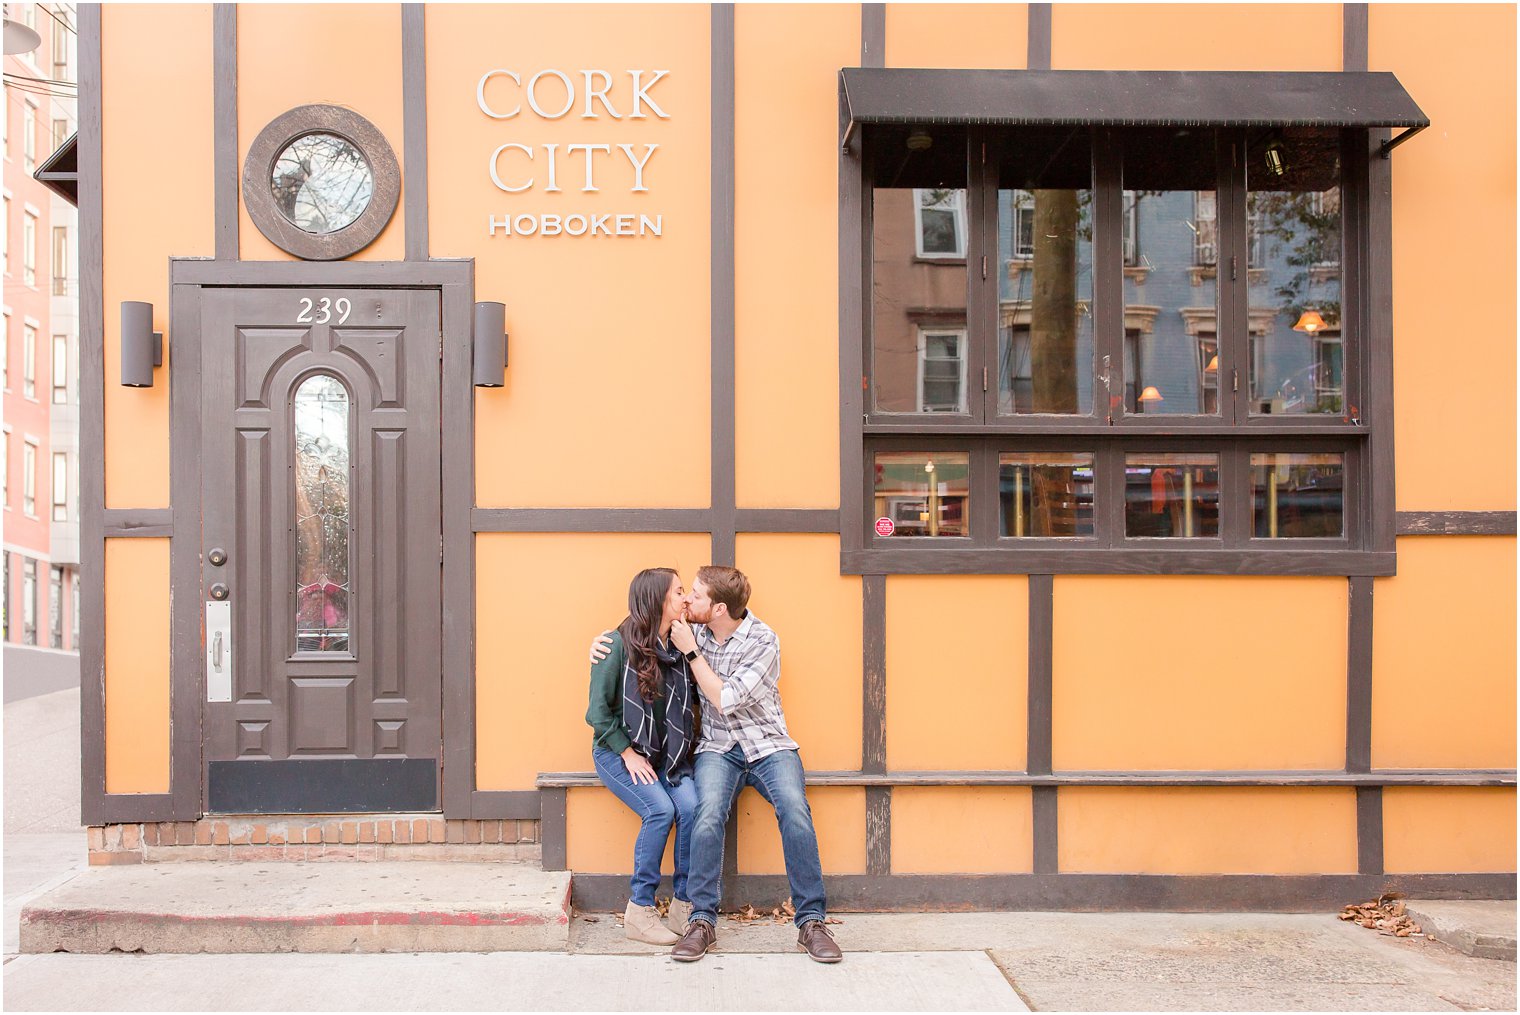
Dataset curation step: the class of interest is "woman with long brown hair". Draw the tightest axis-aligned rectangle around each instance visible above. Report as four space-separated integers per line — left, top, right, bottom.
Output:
585 567 699 945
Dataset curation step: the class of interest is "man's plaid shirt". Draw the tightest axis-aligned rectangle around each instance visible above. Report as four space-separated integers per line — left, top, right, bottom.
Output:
693 613 797 761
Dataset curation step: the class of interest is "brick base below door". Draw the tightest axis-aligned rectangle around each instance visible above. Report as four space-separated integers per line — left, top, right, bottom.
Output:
86 817 542 865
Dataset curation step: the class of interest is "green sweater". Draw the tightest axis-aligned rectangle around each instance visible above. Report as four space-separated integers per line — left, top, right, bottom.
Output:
586 631 666 756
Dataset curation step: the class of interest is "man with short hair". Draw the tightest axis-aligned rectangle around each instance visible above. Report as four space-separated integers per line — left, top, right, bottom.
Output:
592 565 841 963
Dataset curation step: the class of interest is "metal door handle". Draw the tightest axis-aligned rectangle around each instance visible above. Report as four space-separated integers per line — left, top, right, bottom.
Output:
212 631 224 670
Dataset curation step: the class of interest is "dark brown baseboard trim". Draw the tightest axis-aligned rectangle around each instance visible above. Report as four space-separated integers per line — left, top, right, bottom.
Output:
570 871 1516 913
470 790 541 821
1396 511 1517 536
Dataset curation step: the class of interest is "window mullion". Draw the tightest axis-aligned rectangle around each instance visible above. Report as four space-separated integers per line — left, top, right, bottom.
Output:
967 129 995 423
970 442 999 547
1219 129 1248 427
1096 440 1124 548
1219 444 1251 547
1092 129 1124 423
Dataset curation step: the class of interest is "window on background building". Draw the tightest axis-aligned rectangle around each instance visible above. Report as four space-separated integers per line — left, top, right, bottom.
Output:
1 313 9 389
913 187 966 259
71 572 79 650
51 117 68 153
858 120 1364 556
52 226 67 296
22 558 36 646
23 212 37 286
52 13 69 80
51 452 66 521
3 197 10 275
2 430 9 504
51 334 66 403
2 554 8 641
22 441 36 516
22 102 36 173
48 565 62 649
917 328 966 413
23 324 36 398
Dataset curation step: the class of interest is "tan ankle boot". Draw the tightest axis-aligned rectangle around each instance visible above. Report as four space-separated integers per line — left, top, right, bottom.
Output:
624 900 680 945
666 898 693 936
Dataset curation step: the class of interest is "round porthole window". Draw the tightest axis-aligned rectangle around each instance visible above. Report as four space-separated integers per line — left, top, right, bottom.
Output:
243 106 399 260
271 133 374 235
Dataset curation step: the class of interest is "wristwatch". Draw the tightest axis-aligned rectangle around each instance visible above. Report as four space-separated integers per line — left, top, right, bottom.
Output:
683 648 699 663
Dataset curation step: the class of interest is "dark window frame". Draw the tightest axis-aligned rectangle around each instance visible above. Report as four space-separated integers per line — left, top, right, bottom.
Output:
840 111 1393 577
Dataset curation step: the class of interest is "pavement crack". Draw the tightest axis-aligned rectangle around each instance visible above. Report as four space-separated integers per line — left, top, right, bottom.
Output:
986 948 1038 1011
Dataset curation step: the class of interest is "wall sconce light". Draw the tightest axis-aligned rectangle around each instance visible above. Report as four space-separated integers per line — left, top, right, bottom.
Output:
120 301 163 388
906 129 933 152
473 301 507 387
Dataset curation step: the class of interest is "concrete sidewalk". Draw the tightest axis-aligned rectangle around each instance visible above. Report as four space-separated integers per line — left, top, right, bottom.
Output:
7 908 1515 1011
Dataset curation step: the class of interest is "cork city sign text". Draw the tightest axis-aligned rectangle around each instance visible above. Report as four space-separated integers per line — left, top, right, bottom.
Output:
478 69 669 239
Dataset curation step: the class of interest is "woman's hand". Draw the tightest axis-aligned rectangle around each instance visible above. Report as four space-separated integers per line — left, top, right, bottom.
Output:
621 747 657 785
669 619 697 654
588 631 615 663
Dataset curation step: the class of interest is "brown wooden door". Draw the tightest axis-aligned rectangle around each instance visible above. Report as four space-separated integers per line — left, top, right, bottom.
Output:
200 287 443 813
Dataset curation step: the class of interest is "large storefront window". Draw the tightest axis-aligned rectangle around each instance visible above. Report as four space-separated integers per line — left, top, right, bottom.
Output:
854 110 1378 568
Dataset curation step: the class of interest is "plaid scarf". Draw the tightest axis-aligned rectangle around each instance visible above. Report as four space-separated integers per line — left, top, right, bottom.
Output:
621 639 696 785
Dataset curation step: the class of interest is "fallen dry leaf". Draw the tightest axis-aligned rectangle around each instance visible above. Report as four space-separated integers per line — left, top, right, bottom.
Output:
1339 893 1422 939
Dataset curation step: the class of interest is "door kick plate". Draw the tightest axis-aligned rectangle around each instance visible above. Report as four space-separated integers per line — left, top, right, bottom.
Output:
206 600 232 702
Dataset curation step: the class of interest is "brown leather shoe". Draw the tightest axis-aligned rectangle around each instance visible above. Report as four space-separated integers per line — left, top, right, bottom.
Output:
670 919 716 962
797 920 843 963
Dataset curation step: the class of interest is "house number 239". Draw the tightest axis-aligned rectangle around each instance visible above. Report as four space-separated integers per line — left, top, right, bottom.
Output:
296 297 351 325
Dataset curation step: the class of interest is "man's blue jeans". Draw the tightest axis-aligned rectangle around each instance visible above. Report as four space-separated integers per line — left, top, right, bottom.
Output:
686 745 827 928
592 746 698 907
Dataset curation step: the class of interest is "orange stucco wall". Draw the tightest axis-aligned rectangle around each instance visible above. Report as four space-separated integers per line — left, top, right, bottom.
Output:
1059 788 1358 874
428 4 712 509
1371 537 1517 770
1372 4 1517 511
1052 576 1347 771
893 788 1034 873
887 576 1028 771
103 538 171 793
236 4 405 262
1052 4 1342 72
733 4 853 510
886 4 1028 70
101 3 214 508
1383 788 1516 873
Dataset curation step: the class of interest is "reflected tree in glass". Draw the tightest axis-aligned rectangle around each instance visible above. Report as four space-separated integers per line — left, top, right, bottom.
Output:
294 374 351 652
272 133 374 235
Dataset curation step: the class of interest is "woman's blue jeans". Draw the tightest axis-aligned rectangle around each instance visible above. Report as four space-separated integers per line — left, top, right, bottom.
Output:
592 746 698 907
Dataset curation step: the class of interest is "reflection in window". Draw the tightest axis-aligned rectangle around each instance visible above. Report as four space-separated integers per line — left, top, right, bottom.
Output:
1122 129 1219 415
915 188 966 258
1252 453 1343 538
294 375 351 652
873 452 969 537
997 128 1093 415
919 329 966 412
272 133 374 235
870 125 969 415
1000 453 1094 537
1247 129 1343 415
1125 454 1219 538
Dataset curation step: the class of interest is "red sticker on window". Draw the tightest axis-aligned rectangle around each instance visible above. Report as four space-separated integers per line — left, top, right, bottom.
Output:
874 517 895 537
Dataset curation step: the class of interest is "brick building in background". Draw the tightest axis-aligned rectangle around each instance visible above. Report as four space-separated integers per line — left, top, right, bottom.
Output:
4 1 80 698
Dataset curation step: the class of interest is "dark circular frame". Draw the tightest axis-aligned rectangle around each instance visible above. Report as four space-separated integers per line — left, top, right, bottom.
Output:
242 105 401 261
